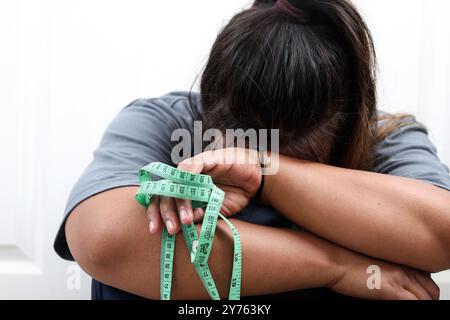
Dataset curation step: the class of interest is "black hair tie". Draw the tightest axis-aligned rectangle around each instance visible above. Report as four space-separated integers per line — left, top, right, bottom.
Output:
254 148 266 201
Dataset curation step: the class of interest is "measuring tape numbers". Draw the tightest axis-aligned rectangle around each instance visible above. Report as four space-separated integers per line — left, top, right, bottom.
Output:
135 162 242 300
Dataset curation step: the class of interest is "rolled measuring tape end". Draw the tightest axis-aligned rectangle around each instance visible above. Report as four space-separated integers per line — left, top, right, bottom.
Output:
135 162 242 300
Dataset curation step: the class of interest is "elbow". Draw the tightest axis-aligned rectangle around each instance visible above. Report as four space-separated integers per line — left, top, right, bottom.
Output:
64 205 160 300
65 208 125 272
414 192 450 273
428 237 450 274
65 208 161 300
429 210 450 273
62 187 164 299
414 228 450 273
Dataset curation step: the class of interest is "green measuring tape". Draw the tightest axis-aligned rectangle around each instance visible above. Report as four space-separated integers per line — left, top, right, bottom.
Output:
135 162 242 300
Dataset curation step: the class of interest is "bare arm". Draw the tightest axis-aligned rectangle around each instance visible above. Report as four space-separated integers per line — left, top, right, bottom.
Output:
66 188 340 299
66 187 438 300
264 155 450 273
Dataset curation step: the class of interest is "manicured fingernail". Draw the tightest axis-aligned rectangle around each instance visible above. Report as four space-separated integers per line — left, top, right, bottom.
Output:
166 220 174 232
149 221 155 233
180 209 188 222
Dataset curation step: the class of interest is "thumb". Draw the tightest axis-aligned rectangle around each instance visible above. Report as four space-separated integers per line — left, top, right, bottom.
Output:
177 157 204 175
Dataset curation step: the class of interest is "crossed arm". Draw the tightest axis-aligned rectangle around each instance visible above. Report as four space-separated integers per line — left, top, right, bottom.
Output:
262 155 450 273
66 187 439 300
65 152 449 299
67 187 344 299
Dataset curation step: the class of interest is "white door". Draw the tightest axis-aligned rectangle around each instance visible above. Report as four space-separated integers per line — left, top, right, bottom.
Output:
1 0 449 299
0 0 245 301
0 0 90 299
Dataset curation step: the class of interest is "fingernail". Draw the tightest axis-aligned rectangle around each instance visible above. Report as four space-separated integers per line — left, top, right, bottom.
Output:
166 220 174 232
180 209 188 222
149 221 155 233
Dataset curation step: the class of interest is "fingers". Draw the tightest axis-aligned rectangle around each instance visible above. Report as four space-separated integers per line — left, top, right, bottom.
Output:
413 272 440 300
397 290 419 300
403 283 432 300
403 270 433 300
147 153 218 236
147 196 162 234
193 208 205 223
175 198 194 225
178 150 222 177
176 159 204 226
176 156 211 226
147 196 202 236
160 196 180 235
178 157 205 175
146 155 216 236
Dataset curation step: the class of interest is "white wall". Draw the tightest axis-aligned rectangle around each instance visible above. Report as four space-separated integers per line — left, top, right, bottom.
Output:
0 0 449 299
355 0 450 298
357 0 450 165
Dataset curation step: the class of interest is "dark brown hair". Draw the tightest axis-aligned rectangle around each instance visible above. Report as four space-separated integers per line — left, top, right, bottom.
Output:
197 0 402 170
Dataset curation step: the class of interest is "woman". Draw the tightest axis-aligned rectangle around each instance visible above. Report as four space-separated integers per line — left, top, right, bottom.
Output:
55 0 450 300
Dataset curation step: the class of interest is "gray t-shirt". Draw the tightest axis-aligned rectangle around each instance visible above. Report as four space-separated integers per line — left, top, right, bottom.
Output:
54 91 450 261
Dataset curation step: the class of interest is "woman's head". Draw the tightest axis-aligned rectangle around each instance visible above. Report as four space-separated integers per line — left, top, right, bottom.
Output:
199 0 377 170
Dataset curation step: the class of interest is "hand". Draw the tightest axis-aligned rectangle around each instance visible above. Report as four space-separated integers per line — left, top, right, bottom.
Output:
331 250 440 300
146 148 262 235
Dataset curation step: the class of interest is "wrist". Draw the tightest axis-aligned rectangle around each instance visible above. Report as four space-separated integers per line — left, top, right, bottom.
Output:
260 153 294 206
260 173 273 206
327 250 349 289
327 245 363 289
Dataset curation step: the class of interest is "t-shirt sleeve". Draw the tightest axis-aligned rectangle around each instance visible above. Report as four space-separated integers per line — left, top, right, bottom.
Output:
53 92 198 260
373 116 450 191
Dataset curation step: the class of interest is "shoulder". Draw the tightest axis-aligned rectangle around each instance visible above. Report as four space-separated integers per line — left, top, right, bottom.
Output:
124 91 202 118
376 111 424 131
103 91 202 139
375 111 430 149
374 111 450 191
375 110 431 157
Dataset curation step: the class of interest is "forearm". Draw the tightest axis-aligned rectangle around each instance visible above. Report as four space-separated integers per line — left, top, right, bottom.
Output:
66 187 345 299
264 155 450 272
